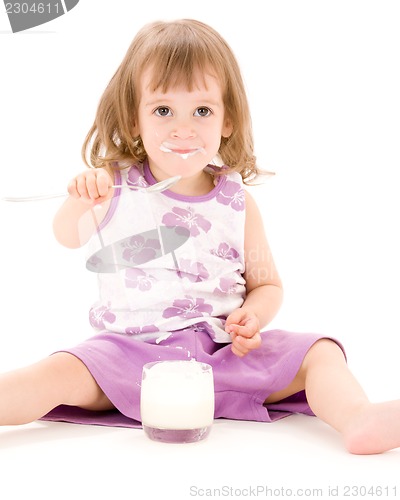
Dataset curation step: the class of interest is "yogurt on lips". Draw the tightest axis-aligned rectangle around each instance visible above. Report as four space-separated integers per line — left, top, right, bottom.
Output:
160 142 207 160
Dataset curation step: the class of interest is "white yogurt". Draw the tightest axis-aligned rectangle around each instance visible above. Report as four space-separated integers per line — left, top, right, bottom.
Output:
159 142 206 160
140 360 214 430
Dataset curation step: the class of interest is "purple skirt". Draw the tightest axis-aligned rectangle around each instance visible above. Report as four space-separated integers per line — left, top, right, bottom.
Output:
41 328 344 428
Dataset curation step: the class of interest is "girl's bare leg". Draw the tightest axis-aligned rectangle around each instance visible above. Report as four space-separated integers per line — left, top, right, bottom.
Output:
265 339 400 454
0 352 114 426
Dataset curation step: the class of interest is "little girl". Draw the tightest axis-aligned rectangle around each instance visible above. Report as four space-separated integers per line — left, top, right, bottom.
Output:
1 19 400 455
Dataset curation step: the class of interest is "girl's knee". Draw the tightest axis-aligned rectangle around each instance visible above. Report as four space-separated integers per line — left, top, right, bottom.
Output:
47 352 113 410
302 339 346 373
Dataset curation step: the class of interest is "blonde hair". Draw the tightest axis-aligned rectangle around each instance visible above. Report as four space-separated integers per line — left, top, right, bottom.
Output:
82 19 264 183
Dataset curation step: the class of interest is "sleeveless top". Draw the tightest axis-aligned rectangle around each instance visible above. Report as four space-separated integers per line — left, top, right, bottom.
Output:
86 161 246 343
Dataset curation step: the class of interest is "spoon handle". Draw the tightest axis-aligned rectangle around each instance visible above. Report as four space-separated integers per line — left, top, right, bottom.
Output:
1 176 180 202
1 184 141 202
1 193 67 202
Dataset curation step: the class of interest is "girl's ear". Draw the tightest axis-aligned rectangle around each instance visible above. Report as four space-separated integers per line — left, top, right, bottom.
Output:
222 119 233 138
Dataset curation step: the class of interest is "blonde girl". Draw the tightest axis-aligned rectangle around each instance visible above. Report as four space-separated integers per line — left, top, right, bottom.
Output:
1 19 400 455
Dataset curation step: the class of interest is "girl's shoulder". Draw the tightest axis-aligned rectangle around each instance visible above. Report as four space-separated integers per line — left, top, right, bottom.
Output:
114 162 146 186
205 164 244 186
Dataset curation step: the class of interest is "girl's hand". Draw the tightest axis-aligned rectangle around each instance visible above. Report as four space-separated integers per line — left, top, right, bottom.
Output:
67 168 113 205
225 308 262 357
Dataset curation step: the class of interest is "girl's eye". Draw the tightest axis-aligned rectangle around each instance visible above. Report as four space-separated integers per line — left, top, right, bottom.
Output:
155 106 172 117
194 107 212 117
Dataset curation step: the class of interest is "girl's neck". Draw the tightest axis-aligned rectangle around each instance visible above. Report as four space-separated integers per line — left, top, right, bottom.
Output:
176 171 215 197
147 165 216 197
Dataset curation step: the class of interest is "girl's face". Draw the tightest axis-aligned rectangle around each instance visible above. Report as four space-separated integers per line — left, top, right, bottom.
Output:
133 68 232 186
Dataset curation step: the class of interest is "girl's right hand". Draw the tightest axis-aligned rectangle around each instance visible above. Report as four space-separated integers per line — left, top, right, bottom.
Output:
67 167 113 205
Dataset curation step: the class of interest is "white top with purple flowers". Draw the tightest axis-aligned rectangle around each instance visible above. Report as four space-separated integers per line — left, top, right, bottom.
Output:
87 161 246 343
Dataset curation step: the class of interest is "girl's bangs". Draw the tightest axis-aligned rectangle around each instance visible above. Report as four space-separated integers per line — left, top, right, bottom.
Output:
143 47 224 93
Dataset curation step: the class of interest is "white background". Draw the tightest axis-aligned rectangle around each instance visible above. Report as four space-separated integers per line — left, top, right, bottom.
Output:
1 1 400 498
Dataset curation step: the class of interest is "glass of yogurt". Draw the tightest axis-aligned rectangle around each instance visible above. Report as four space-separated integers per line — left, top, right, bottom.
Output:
140 360 214 443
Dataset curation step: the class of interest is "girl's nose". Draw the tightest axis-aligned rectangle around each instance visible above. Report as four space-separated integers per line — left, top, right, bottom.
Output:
170 122 196 140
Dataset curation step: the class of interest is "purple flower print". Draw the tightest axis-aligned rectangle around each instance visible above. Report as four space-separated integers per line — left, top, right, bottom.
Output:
163 296 213 319
216 180 245 211
125 324 159 336
125 268 155 291
214 277 238 296
121 234 160 264
211 242 240 261
127 167 147 189
162 207 211 237
192 321 215 337
89 305 116 329
178 259 209 282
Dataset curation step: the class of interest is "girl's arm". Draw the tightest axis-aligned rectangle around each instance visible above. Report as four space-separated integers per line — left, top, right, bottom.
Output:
225 190 283 357
53 167 114 248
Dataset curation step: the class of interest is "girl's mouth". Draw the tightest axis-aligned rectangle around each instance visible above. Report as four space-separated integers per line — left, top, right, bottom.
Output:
160 142 206 160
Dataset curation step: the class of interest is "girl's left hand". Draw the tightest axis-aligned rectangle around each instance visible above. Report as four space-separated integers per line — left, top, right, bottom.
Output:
225 309 262 357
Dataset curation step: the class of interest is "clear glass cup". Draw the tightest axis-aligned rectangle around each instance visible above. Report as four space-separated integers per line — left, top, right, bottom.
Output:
140 360 214 443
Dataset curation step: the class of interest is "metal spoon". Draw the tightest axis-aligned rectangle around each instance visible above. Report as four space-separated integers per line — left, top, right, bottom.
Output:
1 175 181 202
